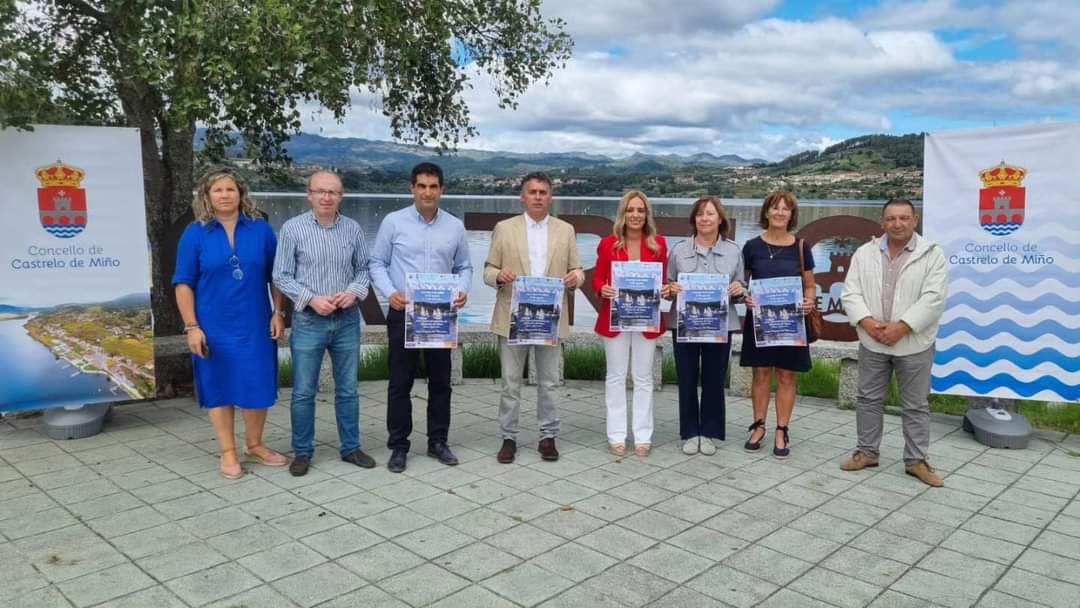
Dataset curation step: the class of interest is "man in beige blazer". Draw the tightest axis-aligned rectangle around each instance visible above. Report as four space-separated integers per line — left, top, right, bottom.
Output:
484 172 585 463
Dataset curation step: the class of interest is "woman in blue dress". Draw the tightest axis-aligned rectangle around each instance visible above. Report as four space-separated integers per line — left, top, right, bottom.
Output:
173 168 287 479
740 191 816 459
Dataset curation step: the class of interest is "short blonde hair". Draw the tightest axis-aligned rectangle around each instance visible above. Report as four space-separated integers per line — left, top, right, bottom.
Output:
614 190 661 255
192 168 259 223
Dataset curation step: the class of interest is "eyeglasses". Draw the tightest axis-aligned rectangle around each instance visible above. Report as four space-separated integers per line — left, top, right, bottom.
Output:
229 255 244 280
309 189 343 199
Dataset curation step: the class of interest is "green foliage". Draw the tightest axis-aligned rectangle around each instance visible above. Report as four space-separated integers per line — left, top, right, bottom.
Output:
564 345 607 381
278 357 292 387
358 346 391 382
1018 403 1080 435
797 360 840 398
661 354 677 385
462 343 501 379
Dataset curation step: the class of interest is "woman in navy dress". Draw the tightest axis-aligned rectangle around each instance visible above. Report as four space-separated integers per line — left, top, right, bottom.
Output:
173 168 287 479
740 191 816 459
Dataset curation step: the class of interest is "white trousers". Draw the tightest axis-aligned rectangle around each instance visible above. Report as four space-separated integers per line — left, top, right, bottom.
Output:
603 332 656 445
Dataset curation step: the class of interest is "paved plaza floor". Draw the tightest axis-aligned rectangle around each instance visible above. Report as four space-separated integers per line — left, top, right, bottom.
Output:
2 380 1079 608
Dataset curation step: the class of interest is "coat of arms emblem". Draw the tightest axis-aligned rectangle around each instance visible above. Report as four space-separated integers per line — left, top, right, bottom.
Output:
978 161 1025 236
36 161 88 239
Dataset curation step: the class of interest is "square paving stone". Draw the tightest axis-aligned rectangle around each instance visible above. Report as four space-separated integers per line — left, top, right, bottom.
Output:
486 523 566 559
57 563 155 608
529 479 599 505
444 507 520 539
652 494 725 523
667 527 749 563
530 541 617 583
724 544 815 586
576 523 657 560
300 523 383 559
135 541 229 581
877 511 957 545
129 478 202 504
891 567 989 608
154 491 228 520
604 480 675 507
820 547 909 588
918 547 1007 587
94 585 188 608
314 584 409 608
489 492 562 521
538 585 626 608
430 585 519 608
530 507 607 539
483 562 575 606
27 539 129 584
270 506 347 538
85 505 166 539
686 564 778 608
0 507 78 540
757 588 843 608
437 542 522 581
178 505 259 539
322 491 395 520
790 510 868 544
237 540 327 582
204 584 296 608
701 508 782 542
395 523 475 559
626 542 713 583
572 492 643 522
376 563 470 607
371 478 442 504
272 562 366 607
941 529 1026 565
960 514 1041 546
1014 547 1080 586
336 541 425 582
580 563 676 607
648 585 733 608
165 561 261 606
1032 529 1080 561
816 496 891 527
789 566 884 608
760 526 841 562
289 478 364 504
206 522 292 559
448 478 518 505
46 479 121 506
617 509 694 540
851 528 934 565
406 491 479 522
111 523 199 560
867 589 942 608
355 505 433 539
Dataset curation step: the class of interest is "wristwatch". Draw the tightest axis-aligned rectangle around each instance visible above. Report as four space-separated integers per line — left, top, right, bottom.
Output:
274 309 286 318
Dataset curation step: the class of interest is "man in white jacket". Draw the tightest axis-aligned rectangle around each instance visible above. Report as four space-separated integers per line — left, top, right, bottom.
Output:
839 199 948 487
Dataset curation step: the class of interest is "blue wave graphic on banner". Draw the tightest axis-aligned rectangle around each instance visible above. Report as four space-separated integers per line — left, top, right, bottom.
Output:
932 371 1079 401
938 318 1080 342
948 264 1080 288
945 292 1079 315
44 225 85 239
935 345 1080 373
982 223 1021 236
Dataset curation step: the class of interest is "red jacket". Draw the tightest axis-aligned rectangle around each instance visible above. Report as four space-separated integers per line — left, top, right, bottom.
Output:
592 234 669 339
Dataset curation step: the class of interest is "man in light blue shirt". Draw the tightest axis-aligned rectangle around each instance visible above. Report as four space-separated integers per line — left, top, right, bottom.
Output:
369 162 473 473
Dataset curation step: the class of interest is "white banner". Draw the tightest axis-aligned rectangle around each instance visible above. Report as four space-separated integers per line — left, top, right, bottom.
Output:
924 123 1080 403
0 125 154 411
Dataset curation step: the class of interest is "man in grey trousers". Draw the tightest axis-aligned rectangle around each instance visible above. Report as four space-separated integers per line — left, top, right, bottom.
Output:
839 199 948 487
483 172 584 463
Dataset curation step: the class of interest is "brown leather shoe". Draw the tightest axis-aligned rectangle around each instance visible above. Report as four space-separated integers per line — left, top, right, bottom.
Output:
497 439 517 464
538 437 559 461
905 461 944 487
839 451 879 471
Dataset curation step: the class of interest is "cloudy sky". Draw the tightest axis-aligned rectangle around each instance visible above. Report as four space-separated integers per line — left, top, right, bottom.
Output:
305 0 1079 161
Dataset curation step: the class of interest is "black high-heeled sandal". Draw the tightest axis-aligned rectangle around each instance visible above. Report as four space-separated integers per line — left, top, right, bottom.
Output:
773 425 790 459
744 419 766 453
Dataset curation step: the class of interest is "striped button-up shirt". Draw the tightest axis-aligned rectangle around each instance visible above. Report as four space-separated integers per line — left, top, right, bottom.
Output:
369 205 473 299
273 211 370 311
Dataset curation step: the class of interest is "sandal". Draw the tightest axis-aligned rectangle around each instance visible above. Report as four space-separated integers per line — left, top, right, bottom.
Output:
773 425 791 459
634 443 651 457
220 448 244 480
744 419 766 453
609 443 626 457
245 444 288 467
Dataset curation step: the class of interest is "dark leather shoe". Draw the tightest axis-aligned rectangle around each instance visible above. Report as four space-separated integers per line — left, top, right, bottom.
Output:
289 454 311 477
342 449 376 469
428 442 459 466
497 439 516 464
387 449 407 473
538 437 559 461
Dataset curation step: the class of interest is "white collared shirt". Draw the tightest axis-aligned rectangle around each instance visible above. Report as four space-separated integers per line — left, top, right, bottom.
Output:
525 213 550 276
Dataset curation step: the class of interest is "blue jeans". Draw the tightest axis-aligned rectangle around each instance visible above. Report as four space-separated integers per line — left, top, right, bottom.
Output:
290 307 361 457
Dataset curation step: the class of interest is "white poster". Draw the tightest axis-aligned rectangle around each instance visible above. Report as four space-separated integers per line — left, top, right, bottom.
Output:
924 123 1080 403
0 125 154 411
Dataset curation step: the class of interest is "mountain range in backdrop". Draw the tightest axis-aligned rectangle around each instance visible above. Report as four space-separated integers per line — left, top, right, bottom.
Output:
201 131 924 200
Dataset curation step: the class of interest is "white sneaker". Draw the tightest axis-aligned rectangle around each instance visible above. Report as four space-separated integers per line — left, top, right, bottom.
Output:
682 437 700 455
699 437 717 455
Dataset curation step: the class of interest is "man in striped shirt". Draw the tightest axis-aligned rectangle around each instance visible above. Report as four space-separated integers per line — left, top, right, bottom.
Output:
273 170 375 476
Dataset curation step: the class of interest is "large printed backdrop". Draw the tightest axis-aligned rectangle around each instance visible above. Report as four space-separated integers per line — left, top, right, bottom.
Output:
0 125 154 412
924 123 1080 403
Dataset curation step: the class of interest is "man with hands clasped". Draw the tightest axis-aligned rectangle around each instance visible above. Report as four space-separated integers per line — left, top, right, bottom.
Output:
484 172 584 463
840 199 948 487
273 171 375 477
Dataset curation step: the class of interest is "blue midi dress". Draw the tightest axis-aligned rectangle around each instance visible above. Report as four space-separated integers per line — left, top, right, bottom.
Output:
172 215 278 408
739 236 814 372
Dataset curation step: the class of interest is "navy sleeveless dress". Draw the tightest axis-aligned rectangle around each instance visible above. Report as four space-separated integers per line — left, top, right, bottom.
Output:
739 236 813 372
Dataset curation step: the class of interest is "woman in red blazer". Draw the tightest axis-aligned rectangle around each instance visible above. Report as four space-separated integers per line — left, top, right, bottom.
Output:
593 190 671 457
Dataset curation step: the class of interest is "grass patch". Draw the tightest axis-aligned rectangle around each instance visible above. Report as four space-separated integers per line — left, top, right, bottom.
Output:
564 345 607 381
661 354 677 384
797 360 840 398
358 346 391 381
1017 403 1080 435
462 343 501 378
278 357 293 387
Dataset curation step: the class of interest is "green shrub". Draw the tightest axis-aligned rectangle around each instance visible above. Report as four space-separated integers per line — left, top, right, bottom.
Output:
358 346 390 381
797 359 840 398
278 357 293 387
462 343 501 378
564 345 606 381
